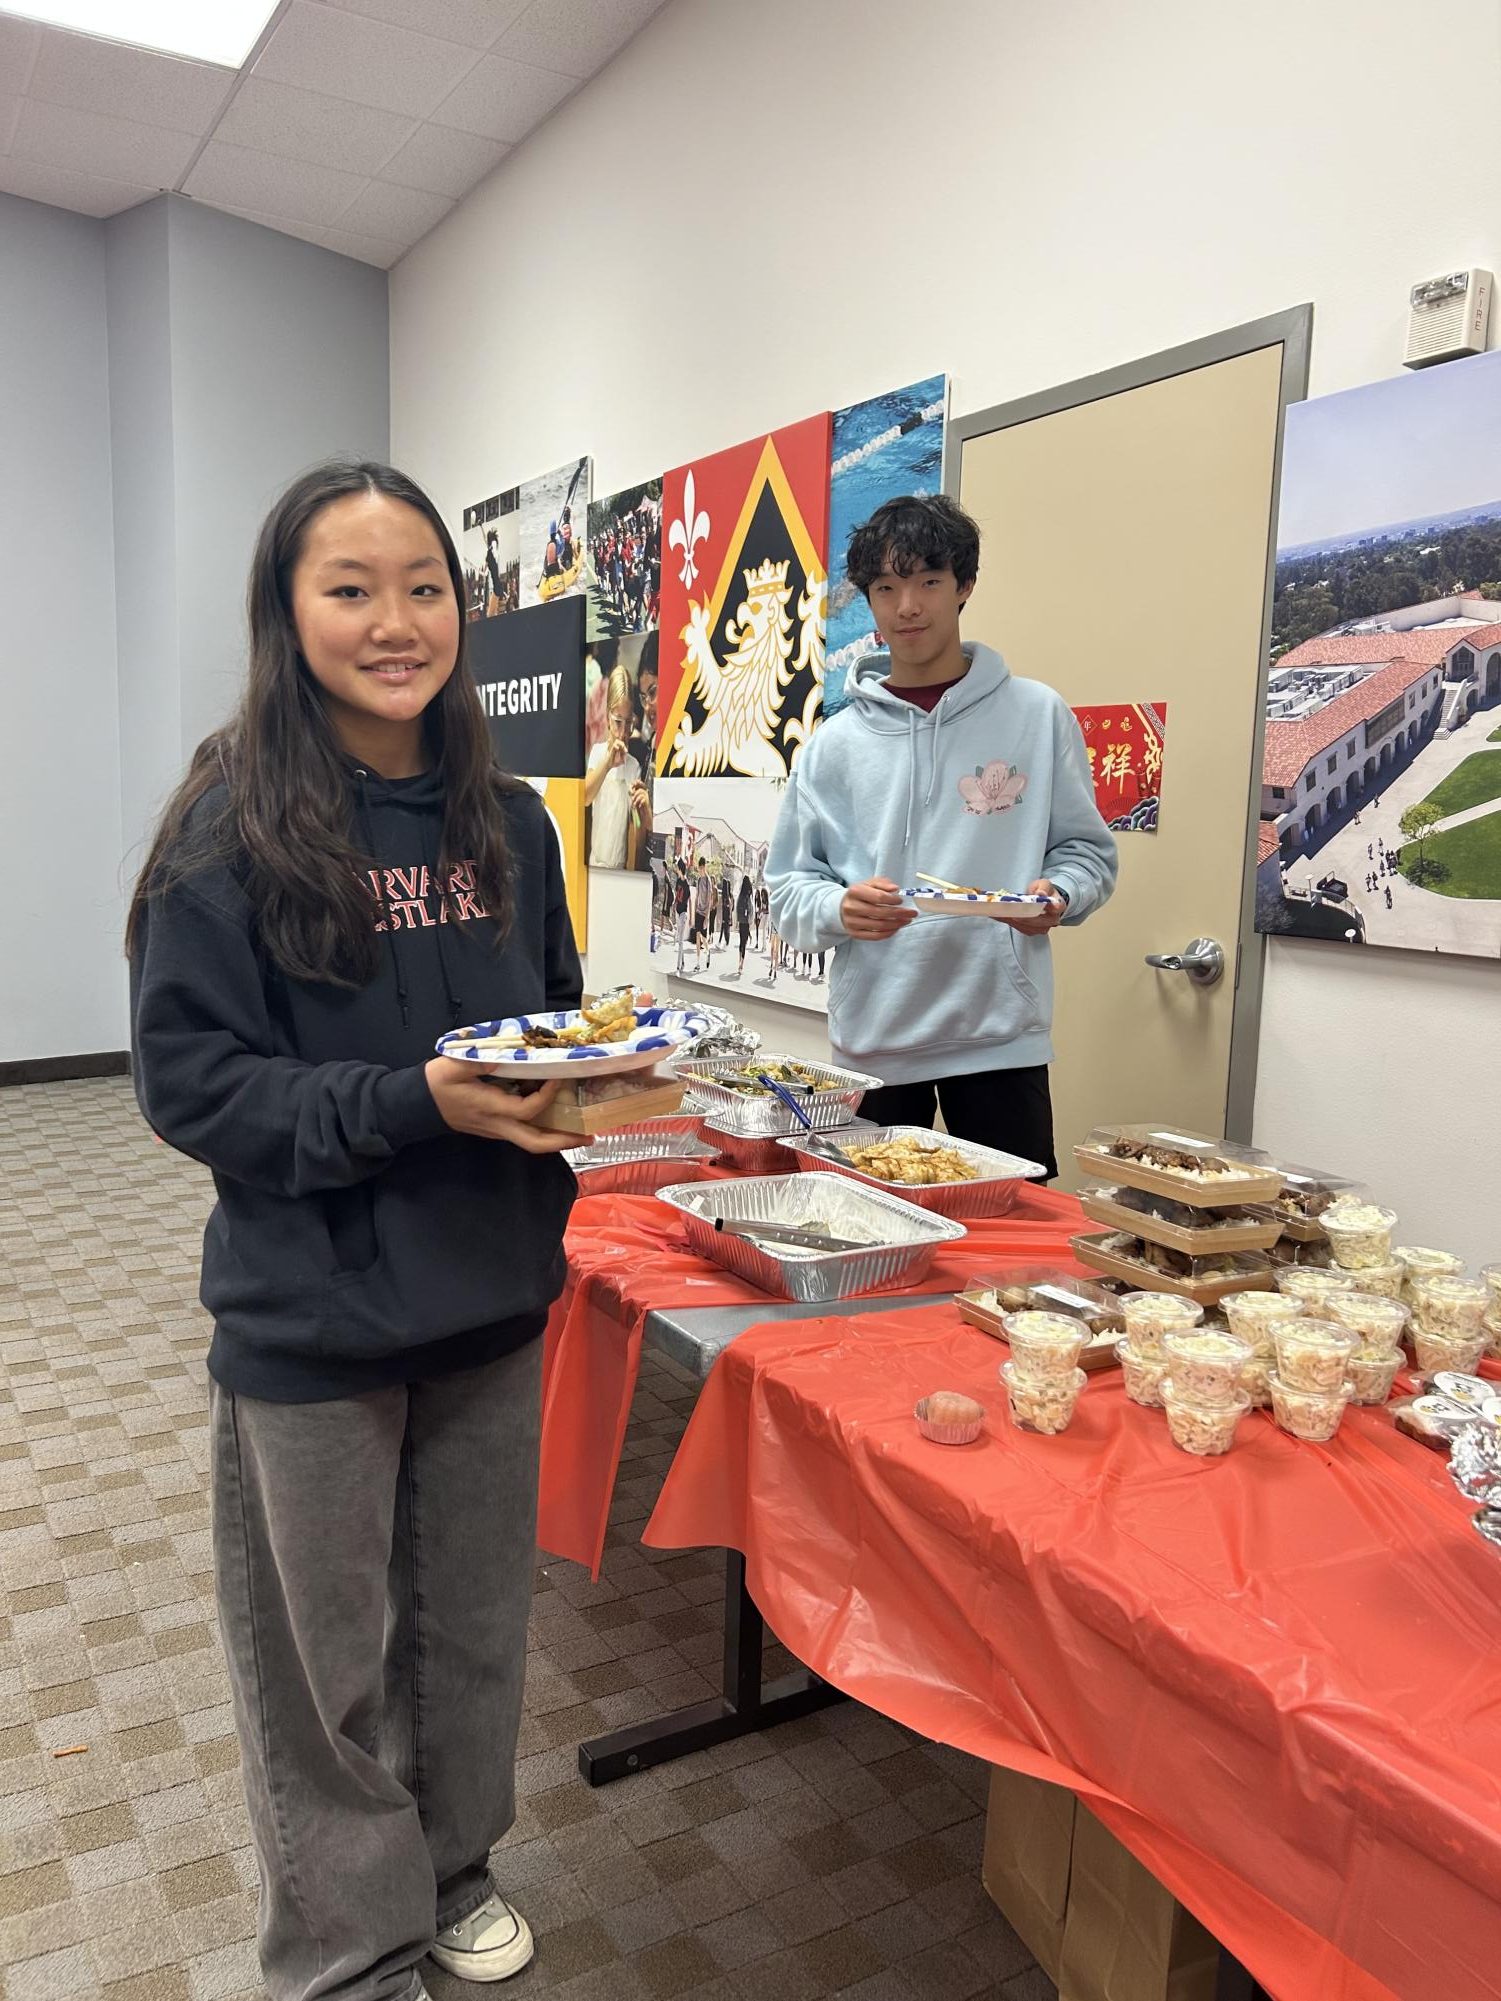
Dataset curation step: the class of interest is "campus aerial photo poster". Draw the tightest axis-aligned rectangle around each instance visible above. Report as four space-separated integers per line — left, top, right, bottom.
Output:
1255 350 1501 955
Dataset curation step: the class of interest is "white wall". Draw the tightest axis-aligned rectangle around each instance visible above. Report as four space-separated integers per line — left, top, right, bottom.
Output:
390 0 1501 1256
0 193 124 1063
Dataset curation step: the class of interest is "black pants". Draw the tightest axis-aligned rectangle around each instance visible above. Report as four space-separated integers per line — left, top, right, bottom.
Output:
860 1065 1056 1180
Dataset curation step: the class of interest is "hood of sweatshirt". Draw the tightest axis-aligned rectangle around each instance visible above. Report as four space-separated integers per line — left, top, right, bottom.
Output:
766 643 1118 1086
130 768 583 1401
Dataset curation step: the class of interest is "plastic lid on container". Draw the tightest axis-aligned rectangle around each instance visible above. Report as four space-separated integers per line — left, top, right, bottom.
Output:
1081 1125 1274 1171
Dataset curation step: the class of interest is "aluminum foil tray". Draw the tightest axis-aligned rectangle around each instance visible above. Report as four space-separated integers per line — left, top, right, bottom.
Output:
656 1171 965 1302
707 1115 878 1176
777 1126 1044 1219
674 1056 880 1137
565 1132 720 1198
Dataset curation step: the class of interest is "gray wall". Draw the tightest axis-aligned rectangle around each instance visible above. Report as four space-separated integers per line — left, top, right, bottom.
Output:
164 199 390 770
2 190 391 1066
0 193 124 1064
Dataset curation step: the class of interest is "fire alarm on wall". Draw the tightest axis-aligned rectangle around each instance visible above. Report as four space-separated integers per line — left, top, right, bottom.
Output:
1403 268 1492 368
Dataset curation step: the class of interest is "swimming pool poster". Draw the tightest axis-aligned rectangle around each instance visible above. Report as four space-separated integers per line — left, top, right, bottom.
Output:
824 374 948 716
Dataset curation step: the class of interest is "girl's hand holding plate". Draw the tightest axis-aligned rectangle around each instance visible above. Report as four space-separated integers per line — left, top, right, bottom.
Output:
424 1060 577 1153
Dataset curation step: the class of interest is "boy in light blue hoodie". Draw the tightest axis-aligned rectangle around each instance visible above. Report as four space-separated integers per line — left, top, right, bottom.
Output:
768 495 1117 1175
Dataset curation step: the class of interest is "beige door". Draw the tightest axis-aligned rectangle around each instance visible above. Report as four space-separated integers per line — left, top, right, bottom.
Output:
954 317 1306 1184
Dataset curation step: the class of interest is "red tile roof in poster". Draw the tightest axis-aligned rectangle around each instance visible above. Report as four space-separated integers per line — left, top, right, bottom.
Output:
1256 821 1282 864
1262 659 1432 788
1278 622 1501 670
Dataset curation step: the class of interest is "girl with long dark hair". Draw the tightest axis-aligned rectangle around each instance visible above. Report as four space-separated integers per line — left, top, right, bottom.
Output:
128 461 579 2000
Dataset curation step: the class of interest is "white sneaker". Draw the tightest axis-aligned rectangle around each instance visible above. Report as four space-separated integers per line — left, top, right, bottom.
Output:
428 1892 535 1984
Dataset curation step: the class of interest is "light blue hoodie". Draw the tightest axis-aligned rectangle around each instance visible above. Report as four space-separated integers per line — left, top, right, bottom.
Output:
768 644 1117 1085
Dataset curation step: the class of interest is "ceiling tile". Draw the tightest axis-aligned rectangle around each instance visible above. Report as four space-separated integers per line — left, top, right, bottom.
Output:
377 119 507 198
0 154 152 218
253 3 480 118
213 76 415 177
185 139 370 226
26 25 231 134
337 177 452 239
493 0 667 81
430 50 575 143
222 204 406 268
321 0 530 50
12 98 198 187
0 15 41 82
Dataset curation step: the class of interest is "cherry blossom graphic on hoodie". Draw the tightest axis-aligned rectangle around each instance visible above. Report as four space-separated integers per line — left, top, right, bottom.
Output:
958 761 1028 814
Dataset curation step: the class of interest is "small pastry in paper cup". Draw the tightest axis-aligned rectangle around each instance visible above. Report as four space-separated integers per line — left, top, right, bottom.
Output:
1270 1374 1351 1445
1162 1380 1251 1457
914 1392 986 1446
1327 1291 1409 1354
1002 1362 1086 1435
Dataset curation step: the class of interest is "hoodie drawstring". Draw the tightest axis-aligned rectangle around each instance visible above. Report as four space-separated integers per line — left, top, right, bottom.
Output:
422 815 464 1030
355 770 411 1029
903 709 918 853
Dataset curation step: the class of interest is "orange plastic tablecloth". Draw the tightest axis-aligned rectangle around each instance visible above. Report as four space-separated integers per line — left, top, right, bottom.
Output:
644 1305 1501 2001
536 1185 1085 1576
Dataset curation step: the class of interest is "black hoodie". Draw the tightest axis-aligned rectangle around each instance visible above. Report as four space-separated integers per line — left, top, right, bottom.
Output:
130 768 581 1401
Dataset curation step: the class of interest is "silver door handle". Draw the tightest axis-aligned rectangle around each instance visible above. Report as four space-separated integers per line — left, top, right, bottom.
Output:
1145 937 1225 988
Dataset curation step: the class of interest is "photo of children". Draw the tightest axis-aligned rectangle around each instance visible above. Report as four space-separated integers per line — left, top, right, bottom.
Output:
583 632 658 872
519 457 590 610
587 480 663 640
461 488 519 622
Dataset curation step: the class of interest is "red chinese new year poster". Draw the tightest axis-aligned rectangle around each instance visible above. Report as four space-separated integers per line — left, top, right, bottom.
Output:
1073 702 1167 832
656 413 831 779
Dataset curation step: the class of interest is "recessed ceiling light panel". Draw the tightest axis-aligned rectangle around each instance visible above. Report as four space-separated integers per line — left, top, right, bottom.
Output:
1 2 279 68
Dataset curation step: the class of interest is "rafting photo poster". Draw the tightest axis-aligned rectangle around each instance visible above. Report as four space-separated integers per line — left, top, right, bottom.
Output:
650 777 828 1015
462 488 519 622
519 456 591 610
825 373 948 717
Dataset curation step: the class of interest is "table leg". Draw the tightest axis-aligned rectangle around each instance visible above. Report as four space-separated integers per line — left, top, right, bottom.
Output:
578 1551 845 1785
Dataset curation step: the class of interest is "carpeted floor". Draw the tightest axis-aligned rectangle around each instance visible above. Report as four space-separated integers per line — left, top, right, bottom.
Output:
0 1079 1050 2001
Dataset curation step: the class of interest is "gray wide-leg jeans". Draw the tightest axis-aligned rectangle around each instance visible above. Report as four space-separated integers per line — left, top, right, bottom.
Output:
209 1340 542 2001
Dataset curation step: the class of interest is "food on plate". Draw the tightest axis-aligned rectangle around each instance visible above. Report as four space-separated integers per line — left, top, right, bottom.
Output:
1346 1347 1403 1406
842 1137 978 1185
1273 1318 1356 1395
1162 1329 1253 1406
1116 1339 1170 1408
1002 1361 1085 1435
1106 1137 1238 1180
1269 1374 1351 1444
1162 1381 1250 1457
1319 1199 1398 1272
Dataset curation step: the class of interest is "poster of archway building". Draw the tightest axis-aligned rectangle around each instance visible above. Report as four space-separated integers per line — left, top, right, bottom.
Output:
1255 350 1501 956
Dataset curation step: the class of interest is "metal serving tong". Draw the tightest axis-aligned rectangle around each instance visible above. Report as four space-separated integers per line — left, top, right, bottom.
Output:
757 1072 816 1132
712 1217 864 1253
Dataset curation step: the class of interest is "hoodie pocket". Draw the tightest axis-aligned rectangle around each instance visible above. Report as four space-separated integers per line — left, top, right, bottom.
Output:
321 1182 381 1280
831 919 1047 1063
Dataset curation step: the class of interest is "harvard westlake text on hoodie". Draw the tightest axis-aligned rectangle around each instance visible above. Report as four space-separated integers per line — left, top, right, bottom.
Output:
130 769 581 1401
768 645 1118 1086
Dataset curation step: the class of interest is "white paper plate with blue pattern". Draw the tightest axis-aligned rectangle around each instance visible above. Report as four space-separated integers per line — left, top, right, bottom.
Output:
902 886 1053 916
436 1005 712 1079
